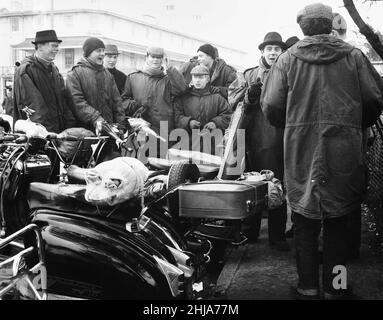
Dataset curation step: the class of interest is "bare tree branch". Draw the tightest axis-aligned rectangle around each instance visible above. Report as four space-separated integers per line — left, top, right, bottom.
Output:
344 0 383 60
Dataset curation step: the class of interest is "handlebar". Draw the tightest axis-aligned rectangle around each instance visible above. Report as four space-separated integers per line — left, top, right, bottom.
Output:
0 133 111 145
0 135 16 143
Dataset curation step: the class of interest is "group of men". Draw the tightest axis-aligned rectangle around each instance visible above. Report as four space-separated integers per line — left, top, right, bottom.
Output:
7 2 383 300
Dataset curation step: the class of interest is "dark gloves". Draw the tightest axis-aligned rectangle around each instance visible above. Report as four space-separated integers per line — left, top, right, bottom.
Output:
247 78 263 103
189 120 201 130
203 122 217 131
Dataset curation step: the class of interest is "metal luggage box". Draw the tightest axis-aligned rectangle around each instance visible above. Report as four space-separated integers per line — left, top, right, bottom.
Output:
178 181 267 220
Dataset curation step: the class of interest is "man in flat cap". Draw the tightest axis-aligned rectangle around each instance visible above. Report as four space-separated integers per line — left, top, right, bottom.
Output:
121 46 187 157
104 44 127 95
194 44 237 100
261 2 383 299
228 31 289 252
175 64 232 154
66 37 128 160
13 29 78 133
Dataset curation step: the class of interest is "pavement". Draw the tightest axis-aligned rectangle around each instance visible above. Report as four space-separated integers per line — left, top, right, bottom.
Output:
212 213 383 300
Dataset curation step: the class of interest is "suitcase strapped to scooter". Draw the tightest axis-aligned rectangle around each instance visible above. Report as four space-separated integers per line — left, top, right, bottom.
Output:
178 180 267 220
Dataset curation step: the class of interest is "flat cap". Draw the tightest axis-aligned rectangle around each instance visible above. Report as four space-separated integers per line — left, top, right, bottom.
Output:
105 44 119 55
297 2 333 23
147 47 165 57
190 65 210 75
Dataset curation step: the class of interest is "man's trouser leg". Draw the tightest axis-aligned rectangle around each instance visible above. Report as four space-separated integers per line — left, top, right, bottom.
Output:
242 211 262 242
346 206 361 259
322 214 348 296
293 212 321 295
268 202 287 243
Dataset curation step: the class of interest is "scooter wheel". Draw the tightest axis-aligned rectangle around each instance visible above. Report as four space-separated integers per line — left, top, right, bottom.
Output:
167 161 200 190
167 161 200 218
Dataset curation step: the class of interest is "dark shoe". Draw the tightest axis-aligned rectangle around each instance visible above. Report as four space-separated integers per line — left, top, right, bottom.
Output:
290 287 320 300
270 240 291 251
324 286 360 300
285 227 294 239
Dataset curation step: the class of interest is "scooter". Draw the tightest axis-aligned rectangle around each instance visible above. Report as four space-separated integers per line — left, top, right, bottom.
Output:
0 127 198 300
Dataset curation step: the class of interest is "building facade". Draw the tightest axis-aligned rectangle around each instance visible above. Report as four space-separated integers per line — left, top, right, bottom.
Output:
0 1 247 101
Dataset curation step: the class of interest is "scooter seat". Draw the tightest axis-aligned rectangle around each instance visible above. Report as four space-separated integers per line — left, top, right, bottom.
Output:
27 182 141 220
148 157 176 170
28 182 87 204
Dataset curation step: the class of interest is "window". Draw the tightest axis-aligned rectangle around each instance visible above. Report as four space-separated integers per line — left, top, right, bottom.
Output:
110 17 114 30
64 49 75 69
64 15 73 28
90 14 98 26
166 5 175 11
10 1 22 11
10 17 19 32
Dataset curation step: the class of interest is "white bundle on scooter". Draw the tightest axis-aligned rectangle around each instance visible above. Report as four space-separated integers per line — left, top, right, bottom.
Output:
84 157 149 206
14 119 49 138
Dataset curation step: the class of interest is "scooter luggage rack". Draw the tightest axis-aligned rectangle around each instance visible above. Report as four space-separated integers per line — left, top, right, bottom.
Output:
0 224 47 300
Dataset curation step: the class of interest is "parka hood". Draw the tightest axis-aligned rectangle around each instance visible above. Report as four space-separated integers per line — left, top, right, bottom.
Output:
290 34 354 64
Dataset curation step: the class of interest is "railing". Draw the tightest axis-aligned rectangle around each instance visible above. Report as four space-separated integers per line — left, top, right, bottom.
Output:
0 66 15 77
0 224 47 300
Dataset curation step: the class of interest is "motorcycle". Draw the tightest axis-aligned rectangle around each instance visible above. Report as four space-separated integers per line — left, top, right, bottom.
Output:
0 124 198 300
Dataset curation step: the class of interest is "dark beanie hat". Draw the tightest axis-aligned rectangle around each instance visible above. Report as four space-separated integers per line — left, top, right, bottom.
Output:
197 44 216 59
83 37 105 57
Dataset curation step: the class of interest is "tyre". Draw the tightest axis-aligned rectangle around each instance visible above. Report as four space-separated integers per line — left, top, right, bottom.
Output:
167 161 200 190
167 161 200 218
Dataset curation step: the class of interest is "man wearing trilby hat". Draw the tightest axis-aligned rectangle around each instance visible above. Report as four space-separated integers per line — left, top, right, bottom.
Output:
13 29 78 133
104 44 127 95
228 31 289 252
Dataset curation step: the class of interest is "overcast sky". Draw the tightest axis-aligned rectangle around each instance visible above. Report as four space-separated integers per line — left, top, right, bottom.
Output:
1 0 382 66
93 0 383 65
161 0 383 64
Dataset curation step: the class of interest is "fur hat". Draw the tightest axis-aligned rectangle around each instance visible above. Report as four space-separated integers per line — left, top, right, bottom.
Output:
297 3 333 23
